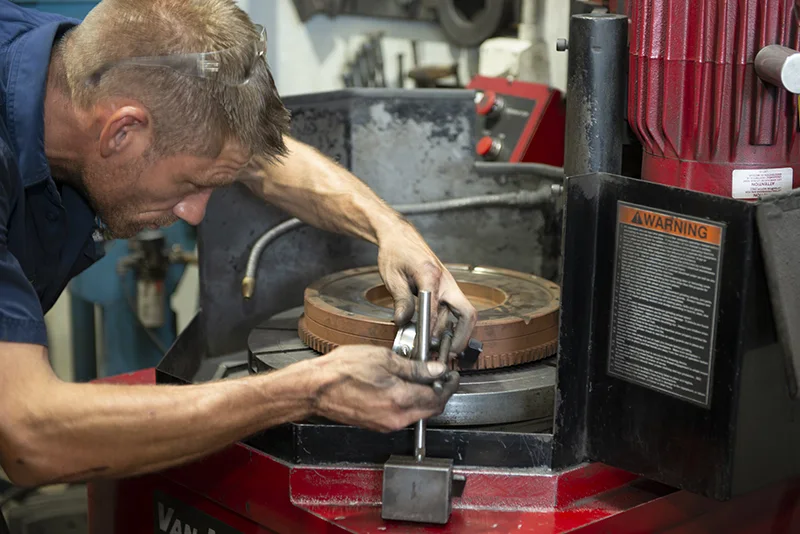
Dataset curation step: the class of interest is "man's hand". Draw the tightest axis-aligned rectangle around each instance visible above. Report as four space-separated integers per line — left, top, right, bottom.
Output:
376 222 478 354
309 345 459 432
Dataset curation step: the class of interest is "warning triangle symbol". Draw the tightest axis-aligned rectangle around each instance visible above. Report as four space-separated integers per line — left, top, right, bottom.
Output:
631 211 643 225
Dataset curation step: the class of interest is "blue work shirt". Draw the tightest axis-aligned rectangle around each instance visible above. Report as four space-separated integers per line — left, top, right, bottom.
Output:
0 1 103 347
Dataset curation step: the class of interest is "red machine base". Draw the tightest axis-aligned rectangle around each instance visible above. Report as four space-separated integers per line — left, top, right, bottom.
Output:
87 369 800 533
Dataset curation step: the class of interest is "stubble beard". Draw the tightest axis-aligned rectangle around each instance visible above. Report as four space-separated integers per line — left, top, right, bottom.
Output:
80 158 177 240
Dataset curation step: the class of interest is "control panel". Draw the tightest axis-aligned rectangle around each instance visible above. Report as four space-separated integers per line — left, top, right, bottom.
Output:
467 76 566 167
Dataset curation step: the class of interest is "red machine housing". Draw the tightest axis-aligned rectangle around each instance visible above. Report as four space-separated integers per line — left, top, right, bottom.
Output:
467 76 566 167
87 369 800 534
628 0 800 199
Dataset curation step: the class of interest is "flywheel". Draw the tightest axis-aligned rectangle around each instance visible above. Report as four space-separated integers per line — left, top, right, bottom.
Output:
297 264 560 370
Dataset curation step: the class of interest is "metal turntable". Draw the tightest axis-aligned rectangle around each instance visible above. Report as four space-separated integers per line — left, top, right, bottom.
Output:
248 264 561 428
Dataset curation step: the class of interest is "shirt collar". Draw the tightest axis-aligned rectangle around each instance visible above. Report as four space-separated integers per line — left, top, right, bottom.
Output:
5 20 77 188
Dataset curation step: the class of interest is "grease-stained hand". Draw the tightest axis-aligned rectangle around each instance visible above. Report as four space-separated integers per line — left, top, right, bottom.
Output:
309 345 459 432
376 223 478 354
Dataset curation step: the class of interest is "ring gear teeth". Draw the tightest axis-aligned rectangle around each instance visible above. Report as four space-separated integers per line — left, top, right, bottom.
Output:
473 341 558 370
298 316 557 371
298 317 341 354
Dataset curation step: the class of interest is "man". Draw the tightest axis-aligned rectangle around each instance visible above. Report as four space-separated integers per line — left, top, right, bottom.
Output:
0 0 477 493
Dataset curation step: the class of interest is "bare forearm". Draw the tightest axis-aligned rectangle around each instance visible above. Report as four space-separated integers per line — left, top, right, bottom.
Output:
242 137 406 244
2 364 314 486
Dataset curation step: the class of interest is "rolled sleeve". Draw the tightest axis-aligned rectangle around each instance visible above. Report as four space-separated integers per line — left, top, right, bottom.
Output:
0 146 47 347
0 248 48 347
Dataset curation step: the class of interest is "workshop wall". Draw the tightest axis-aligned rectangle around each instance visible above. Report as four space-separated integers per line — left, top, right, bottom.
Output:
244 0 473 94
250 0 569 94
541 0 570 92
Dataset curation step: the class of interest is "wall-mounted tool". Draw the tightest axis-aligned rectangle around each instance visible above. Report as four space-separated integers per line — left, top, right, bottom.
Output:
381 290 466 525
407 63 461 88
342 33 386 88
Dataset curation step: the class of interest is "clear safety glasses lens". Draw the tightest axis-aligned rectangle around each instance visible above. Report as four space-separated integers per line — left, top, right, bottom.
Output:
87 24 267 87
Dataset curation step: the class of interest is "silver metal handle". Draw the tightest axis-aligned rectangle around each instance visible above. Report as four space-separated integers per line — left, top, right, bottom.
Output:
414 290 432 461
756 45 800 94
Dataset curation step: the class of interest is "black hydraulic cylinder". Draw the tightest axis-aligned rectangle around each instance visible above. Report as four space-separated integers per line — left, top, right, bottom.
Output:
563 13 628 177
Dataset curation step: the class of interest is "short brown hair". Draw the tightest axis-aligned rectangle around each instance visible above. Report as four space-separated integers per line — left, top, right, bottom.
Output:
60 0 290 160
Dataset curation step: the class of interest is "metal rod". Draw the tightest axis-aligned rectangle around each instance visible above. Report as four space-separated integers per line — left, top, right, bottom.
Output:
563 13 628 177
438 327 453 365
756 45 800 94
414 290 432 461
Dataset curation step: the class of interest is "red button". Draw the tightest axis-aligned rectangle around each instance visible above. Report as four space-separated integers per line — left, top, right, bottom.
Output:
476 136 495 156
476 91 497 115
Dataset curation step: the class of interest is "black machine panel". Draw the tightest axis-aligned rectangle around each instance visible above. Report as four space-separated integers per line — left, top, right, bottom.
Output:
558 172 800 501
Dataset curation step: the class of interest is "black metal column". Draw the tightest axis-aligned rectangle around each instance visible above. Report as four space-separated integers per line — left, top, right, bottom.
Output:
563 13 628 177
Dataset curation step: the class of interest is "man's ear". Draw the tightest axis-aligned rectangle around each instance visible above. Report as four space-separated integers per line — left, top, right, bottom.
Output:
98 105 151 158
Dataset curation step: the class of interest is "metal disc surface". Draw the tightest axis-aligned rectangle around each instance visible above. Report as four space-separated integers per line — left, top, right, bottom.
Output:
248 308 556 427
300 264 560 370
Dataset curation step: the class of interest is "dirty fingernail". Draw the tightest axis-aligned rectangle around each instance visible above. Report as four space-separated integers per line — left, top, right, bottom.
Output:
426 362 446 375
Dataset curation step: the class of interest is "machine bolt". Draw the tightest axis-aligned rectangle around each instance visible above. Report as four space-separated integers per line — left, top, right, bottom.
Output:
556 38 568 52
551 183 564 195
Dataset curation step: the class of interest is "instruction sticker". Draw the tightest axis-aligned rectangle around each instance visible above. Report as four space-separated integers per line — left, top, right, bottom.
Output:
607 203 726 407
732 167 793 200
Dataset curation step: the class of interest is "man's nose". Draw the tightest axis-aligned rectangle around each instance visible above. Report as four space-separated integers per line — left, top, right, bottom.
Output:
173 190 212 226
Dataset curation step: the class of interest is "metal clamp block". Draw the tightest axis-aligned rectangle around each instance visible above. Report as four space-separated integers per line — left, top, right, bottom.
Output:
381 455 455 524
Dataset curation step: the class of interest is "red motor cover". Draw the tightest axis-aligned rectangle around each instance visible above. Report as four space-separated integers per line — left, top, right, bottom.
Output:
628 0 800 199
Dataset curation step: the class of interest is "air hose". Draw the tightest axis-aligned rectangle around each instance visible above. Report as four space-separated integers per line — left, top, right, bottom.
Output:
241 186 555 298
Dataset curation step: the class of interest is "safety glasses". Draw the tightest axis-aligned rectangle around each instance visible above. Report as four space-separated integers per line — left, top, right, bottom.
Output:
87 24 267 87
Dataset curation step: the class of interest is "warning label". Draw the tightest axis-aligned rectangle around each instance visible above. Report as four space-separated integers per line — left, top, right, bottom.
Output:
732 167 793 200
607 202 725 407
